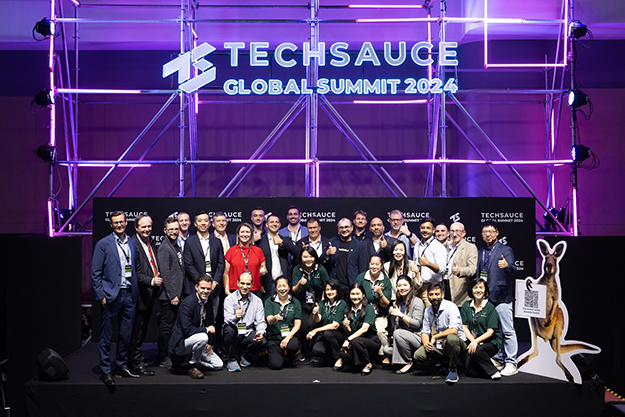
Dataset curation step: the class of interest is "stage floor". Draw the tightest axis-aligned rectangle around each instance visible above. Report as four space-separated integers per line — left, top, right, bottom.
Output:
25 343 606 417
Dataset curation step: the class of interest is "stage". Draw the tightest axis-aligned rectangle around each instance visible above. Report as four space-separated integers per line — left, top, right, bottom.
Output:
25 344 606 417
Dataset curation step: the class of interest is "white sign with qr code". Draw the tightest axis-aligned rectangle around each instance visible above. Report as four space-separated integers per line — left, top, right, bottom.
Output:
514 279 547 318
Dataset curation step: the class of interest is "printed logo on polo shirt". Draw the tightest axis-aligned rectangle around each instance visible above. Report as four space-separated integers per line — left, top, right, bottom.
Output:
481 212 524 223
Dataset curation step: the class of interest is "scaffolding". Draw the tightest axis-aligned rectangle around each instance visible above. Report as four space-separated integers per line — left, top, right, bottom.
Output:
41 0 582 237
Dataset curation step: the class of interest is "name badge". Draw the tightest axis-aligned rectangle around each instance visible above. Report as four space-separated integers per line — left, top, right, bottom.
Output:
435 339 444 350
237 322 247 336
305 291 315 304
280 324 290 338
480 271 488 280
124 264 132 279
205 260 212 273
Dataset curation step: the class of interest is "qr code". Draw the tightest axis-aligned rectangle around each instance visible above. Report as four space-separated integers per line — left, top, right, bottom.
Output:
524 290 539 309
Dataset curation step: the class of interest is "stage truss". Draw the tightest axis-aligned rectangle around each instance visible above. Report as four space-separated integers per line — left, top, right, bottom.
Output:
41 0 584 237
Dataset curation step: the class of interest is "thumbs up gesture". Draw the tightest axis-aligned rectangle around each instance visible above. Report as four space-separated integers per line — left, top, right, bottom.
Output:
451 261 460 275
236 305 243 320
498 255 508 269
419 253 430 267
312 302 319 316
379 235 387 249
272 234 283 246
327 242 337 256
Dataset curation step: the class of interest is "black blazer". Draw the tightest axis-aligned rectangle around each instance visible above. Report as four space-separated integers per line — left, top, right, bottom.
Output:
157 237 185 301
326 237 368 286
296 235 331 265
183 234 224 297
363 235 397 264
168 293 214 356
255 234 298 289
131 233 159 310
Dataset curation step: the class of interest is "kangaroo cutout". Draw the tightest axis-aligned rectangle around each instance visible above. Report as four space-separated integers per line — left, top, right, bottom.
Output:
517 239 600 383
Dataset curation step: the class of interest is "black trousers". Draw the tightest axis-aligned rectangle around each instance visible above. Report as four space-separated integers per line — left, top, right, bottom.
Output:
310 329 346 362
222 324 266 362
267 336 301 370
128 298 155 369
157 299 179 362
463 341 499 378
339 334 381 369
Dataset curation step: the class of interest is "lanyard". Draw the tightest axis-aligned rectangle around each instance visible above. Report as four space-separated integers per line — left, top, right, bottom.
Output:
116 239 130 264
239 245 251 269
419 239 432 259
481 242 497 270
446 245 459 271
237 296 250 322
324 300 338 320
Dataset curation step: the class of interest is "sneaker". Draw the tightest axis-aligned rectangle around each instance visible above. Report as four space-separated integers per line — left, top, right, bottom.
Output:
491 371 502 380
309 356 321 365
159 357 172 369
501 363 518 376
227 360 241 372
239 356 251 368
445 369 459 384
490 358 504 371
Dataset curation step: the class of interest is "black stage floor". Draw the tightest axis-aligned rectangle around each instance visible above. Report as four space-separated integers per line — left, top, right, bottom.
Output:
25 344 606 417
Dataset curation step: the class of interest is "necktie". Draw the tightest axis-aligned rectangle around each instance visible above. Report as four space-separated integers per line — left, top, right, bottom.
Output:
147 239 158 276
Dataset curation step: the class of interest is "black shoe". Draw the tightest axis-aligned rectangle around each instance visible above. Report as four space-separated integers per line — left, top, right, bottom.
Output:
100 373 116 386
159 357 172 369
361 364 373 376
309 356 321 365
116 368 140 378
134 366 155 376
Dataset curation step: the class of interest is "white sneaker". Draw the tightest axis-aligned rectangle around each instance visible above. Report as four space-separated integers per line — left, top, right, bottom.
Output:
501 363 518 376
491 371 501 380
490 358 504 371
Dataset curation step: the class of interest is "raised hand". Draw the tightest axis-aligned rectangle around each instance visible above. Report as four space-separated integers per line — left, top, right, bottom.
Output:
498 255 508 269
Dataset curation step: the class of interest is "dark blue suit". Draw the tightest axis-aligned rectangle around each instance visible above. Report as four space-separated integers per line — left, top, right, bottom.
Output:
363 235 397 264
256 234 298 300
91 232 139 374
168 293 213 356
183 234 225 296
476 241 517 304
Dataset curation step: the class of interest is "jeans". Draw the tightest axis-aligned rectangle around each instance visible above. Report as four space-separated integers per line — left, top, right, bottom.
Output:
494 301 518 366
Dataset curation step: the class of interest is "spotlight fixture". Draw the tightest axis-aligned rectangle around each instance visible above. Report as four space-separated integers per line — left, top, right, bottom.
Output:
567 89 589 108
571 145 591 163
34 145 57 163
569 21 587 39
33 18 55 40
35 89 55 106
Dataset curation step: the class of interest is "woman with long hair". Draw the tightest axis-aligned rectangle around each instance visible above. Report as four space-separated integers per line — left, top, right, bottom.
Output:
460 278 502 379
383 275 425 374
334 282 380 376
265 276 302 370
306 279 348 365
385 240 422 303
223 222 267 298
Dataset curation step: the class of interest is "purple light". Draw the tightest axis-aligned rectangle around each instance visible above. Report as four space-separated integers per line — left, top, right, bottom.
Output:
68 163 152 167
69 0 80 6
491 160 572 165
357 17 434 23
402 159 572 165
349 4 424 9
56 88 142 94
315 160 320 198
47 199 55 237
353 99 428 104
572 187 578 236
230 159 313 164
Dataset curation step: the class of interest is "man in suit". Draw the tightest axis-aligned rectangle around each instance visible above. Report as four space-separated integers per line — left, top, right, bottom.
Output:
91 211 140 386
363 217 396 264
183 211 225 320
296 216 330 265
279 205 308 243
212 211 236 256
476 220 518 377
176 211 191 253
257 214 298 300
128 214 161 376
250 206 266 243
446 222 478 307
168 274 223 379
156 217 185 369
325 218 367 299
386 209 417 260
352 209 368 241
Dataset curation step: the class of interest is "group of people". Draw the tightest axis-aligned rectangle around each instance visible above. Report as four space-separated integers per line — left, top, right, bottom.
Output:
92 206 519 386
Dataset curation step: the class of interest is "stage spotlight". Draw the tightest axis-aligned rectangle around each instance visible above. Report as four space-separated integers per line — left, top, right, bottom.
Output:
569 21 587 39
35 89 55 106
34 145 57 163
571 145 591 163
33 18 55 39
568 89 589 108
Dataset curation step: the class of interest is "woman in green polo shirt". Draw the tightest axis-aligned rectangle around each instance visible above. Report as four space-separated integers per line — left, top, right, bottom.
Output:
460 278 502 379
355 254 392 363
306 279 348 365
292 246 330 359
333 282 380 376
265 276 302 370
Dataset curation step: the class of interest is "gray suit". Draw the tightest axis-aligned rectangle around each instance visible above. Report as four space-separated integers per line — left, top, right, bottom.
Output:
448 239 478 307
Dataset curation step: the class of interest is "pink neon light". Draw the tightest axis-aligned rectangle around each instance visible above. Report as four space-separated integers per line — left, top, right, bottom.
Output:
47 199 55 237
56 88 141 94
488 63 566 68
353 99 428 104
230 159 313 164
357 17 434 23
550 108 556 207
69 0 80 6
491 160 572 165
73 163 152 167
349 4 424 8
315 160 320 198
572 187 578 236
402 159 572 165
427 12 432 81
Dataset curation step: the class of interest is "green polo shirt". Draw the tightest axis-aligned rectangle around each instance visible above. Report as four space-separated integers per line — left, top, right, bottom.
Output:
264 296 302 345
348 304 377 336
292 264 330 300
460 299 501 349
318 299 348 326
355 271 392 315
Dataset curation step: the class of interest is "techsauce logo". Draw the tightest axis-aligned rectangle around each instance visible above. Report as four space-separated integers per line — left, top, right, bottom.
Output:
163 41 459 96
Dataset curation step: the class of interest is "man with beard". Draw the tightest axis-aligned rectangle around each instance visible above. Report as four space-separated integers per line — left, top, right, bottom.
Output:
326 218 367 299
257 214 298 300
386 210 417 260
250 206 266 243
414 218 447 295
279 205 308 243
363 217 396 264
176 211 191 253
413 282 466 384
